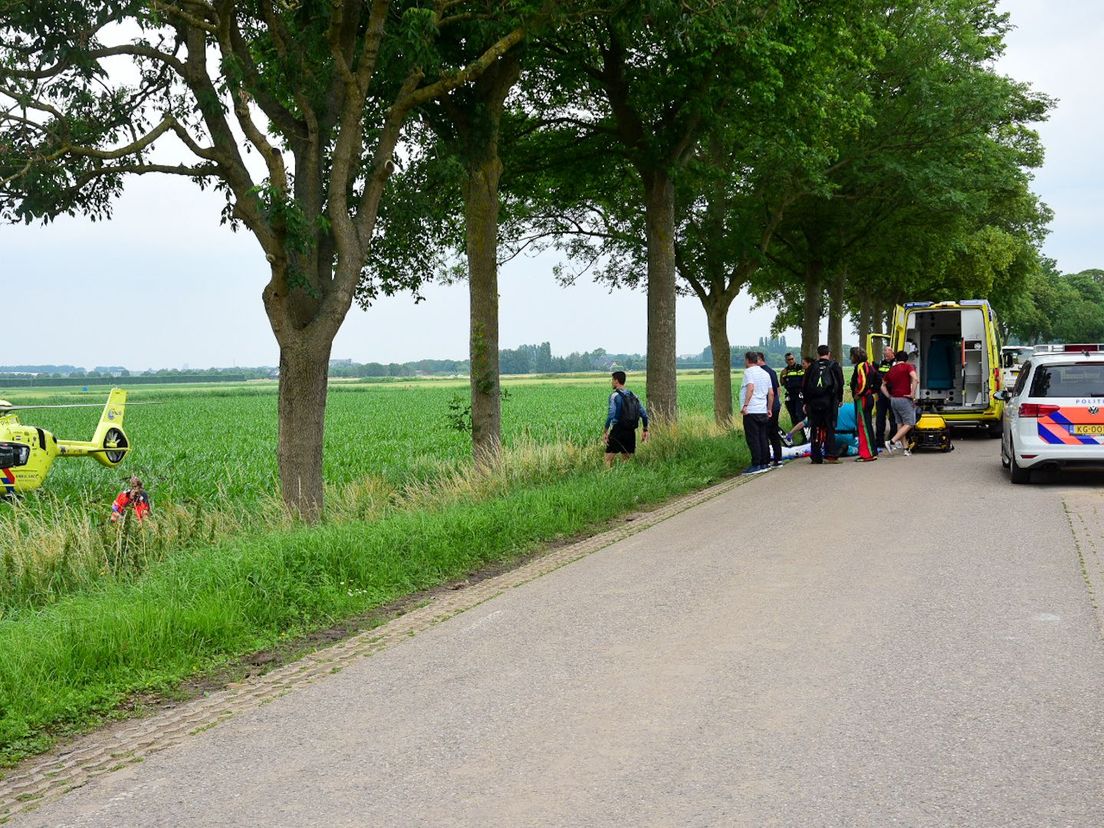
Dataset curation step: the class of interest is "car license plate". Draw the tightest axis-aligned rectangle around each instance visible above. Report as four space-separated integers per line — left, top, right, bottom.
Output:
1072 424 1104 435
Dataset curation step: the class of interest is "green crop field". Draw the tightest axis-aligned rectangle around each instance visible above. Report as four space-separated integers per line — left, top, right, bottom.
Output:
0 372 755 614
1 372 726 508
0 371 763 763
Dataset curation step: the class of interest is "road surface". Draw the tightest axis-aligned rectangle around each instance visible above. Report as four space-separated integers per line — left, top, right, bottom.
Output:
13 438 1104 826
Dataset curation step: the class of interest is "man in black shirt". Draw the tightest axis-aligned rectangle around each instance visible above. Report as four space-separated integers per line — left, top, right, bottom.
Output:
779 352 805 432
801 345 846 464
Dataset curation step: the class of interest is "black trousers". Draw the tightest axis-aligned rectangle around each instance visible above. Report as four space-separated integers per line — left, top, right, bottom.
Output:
768 405 783 463
875 393 896 445
743 413 770 467
785 396 803 430
806 402 838 462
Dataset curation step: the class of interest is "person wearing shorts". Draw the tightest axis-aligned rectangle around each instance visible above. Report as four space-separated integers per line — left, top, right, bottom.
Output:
603 371 649 465
882 350 918 455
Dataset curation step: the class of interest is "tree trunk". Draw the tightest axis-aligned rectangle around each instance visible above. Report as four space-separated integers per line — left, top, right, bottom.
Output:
275 333 332 521
858 294 873 348
801 260 823 358
705 300 734 425
828 269 845 362
643 170 678 422
464 154 503 464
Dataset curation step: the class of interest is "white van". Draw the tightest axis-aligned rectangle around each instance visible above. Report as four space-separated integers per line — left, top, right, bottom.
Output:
1000 345 1034 392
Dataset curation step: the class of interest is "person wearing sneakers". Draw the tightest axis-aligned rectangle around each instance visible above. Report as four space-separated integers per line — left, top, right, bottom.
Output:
801 345 845 465
882 349 919 455
739 351 774 475
756 352 783 468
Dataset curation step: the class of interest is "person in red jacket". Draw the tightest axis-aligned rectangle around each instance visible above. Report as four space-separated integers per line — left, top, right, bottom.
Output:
111 477 151 522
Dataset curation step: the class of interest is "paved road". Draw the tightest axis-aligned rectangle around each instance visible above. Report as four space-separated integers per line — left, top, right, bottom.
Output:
17 439 1104 826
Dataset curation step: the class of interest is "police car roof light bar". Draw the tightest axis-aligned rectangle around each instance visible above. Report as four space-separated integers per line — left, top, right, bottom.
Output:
1062 344 1103 353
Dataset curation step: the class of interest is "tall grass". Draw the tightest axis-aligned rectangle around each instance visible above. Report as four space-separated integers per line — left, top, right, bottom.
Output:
0 414 732 615
0 417 747 765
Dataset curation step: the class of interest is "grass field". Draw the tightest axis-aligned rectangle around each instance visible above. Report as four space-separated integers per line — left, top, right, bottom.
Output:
1 372 724 508
0 372 760 763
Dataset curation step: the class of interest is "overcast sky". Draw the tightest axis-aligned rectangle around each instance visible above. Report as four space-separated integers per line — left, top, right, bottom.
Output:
1 0 1096 371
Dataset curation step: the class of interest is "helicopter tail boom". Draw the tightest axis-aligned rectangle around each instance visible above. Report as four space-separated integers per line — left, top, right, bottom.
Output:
56 389 130 467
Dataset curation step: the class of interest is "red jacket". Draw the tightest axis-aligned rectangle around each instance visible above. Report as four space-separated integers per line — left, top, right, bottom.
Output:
112 490 151 521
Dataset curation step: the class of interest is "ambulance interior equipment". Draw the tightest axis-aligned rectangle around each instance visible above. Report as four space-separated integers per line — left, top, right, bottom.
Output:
869 299 1003 432
906 304 991 411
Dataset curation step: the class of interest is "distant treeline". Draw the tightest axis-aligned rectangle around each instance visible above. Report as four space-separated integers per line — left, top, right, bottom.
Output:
329 343 652 377
3 340 813 388
0 374 249 388
330 340 806 378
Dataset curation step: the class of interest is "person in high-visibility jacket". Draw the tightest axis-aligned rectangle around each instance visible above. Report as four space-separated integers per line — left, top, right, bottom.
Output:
874 346 896 446
779 352 805 430
111 477 151 522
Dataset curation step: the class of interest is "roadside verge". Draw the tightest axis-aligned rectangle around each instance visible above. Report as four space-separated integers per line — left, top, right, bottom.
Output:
0 466 751 822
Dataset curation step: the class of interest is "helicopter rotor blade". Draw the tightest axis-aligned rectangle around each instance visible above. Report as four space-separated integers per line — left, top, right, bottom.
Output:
0 401 160 412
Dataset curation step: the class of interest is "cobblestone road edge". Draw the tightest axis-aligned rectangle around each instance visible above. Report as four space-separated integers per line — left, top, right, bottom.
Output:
0 472 746 822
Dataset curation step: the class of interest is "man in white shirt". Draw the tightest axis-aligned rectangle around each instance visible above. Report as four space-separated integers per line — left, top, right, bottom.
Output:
739 351 775 474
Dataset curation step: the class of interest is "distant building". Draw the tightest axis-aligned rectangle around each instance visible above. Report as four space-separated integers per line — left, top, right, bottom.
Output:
92 366 128 377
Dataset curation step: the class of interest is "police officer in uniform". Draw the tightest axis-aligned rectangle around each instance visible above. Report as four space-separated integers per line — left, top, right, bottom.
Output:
779 352 805 430
875 345 896 447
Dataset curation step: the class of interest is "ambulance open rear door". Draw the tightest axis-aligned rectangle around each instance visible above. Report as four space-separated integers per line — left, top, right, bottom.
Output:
866 333 892 362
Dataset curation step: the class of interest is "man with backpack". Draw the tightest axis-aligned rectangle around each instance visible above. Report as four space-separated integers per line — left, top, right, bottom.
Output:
603 371 649 467
801 345 845 464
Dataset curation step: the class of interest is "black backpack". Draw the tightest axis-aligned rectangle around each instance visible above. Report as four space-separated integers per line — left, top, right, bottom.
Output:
806 360 838 401
617 390 641 428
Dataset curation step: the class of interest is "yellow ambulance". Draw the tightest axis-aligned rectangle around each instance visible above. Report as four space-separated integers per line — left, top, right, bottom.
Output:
868 300 1004 436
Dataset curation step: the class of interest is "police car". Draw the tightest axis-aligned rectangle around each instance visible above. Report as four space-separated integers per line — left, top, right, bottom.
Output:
998 346 1104 483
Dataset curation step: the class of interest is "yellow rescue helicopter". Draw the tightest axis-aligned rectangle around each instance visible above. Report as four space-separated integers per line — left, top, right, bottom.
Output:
0 388 130 495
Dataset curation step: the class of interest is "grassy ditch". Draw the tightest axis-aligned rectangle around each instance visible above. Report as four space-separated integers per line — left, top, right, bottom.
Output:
0 421 749 766
0 377 734 612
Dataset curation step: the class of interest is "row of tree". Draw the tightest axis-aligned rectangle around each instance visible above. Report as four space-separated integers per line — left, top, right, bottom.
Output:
1003 267 1104 345
0 1 1052 518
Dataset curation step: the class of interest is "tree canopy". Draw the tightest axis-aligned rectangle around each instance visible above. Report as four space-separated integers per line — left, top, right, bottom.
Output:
0 0 532 517
0 0 1063 505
